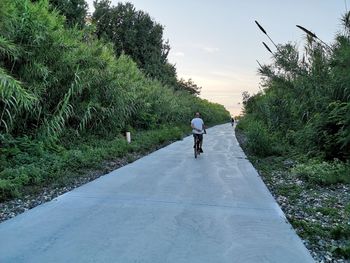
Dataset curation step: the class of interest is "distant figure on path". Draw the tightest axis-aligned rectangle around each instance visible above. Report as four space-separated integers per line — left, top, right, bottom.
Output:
231 117 235 126
191 112 205 153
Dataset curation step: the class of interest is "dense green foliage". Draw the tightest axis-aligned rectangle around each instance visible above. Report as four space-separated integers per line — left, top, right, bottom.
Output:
238 12 350 171
91 1 201 92
93 0 178 87
49 0 88 28
0 0 230 201
0 0 229 136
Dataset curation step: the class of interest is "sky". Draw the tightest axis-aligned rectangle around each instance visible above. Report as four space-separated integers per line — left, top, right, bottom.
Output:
85 0 348 116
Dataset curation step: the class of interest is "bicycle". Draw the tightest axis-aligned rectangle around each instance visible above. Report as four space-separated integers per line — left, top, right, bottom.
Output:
194 134 201 158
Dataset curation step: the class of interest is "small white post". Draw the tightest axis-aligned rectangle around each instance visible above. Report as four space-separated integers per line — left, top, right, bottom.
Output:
126 132 131 143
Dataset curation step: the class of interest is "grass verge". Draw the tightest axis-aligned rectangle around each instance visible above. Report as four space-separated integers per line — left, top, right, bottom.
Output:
0 125 188 202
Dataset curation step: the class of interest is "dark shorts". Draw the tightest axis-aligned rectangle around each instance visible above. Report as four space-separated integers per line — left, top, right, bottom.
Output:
193 133 203 142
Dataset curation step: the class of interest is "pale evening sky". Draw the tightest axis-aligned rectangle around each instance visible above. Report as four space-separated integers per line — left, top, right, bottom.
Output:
86 0 348 116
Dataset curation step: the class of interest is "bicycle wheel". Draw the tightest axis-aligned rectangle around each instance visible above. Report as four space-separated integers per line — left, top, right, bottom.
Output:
194 146 197 158
196 139 200 156
194 137 198 158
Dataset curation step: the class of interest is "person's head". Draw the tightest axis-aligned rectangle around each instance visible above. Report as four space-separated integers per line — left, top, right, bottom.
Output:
195 112 200 118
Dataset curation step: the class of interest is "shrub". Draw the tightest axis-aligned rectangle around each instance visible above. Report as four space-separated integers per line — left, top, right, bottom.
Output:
292 159 350 185
331 225 350 240
245 121 276 157
0 164 43 201
333 245 350 259
0 180 19 201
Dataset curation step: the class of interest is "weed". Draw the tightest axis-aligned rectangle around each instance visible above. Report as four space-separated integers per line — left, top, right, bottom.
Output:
292 160 350 185
277 184 302 202
332 243 350 259
289 219 331 241
315 207 339 217
345 203 350 215
331 225 350 240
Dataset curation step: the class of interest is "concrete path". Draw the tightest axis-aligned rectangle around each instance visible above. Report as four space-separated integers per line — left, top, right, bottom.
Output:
0 124 314 263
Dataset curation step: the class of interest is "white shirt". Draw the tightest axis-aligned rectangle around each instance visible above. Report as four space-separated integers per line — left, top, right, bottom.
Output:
191 117 204 134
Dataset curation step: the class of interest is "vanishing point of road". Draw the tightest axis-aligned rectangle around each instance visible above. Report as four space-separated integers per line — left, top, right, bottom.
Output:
0 123 314 263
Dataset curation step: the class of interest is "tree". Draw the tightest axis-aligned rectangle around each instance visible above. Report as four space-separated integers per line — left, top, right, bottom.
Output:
177 78 201 95
49 0 88 29
92 1 176 87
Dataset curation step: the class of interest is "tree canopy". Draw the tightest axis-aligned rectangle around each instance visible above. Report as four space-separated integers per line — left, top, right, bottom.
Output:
92 1 178 87
49 0 88 28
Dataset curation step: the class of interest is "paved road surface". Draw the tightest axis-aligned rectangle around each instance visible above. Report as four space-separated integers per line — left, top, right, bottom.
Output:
0 124 314 263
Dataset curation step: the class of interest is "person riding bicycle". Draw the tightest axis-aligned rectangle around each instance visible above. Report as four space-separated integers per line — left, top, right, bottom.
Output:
191 112 206 153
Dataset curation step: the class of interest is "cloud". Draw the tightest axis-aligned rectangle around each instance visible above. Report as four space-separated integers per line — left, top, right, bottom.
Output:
173 51 185 57
202 47 220 53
